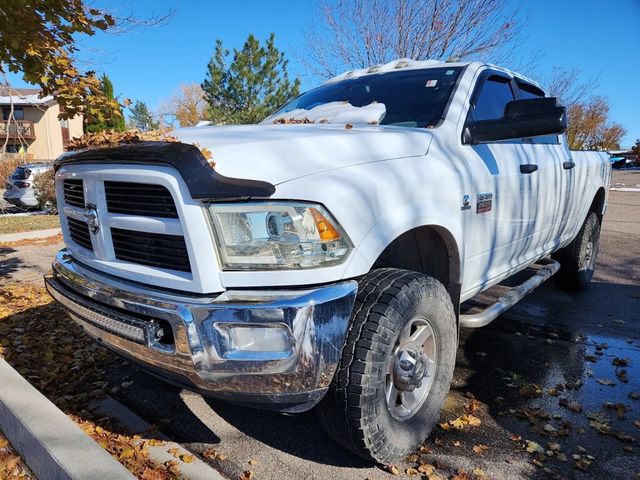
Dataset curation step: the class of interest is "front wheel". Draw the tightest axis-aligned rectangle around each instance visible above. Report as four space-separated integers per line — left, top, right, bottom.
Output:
553 212 601 290
316 268 457 464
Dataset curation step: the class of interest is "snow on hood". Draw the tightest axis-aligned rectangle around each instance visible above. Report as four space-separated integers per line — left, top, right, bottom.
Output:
263 101 386 126
174 123 431 186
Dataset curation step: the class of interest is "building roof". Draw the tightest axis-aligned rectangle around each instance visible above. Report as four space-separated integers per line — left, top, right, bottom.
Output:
0 86 55 107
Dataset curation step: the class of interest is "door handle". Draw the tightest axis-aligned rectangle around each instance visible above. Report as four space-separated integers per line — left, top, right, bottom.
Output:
520 164 538 174
563 161 576 170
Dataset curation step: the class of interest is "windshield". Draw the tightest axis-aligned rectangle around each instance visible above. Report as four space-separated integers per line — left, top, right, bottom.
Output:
272 67 463 128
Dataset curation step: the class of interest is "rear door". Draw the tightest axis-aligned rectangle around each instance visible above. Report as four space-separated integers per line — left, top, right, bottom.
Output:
515 81 576 255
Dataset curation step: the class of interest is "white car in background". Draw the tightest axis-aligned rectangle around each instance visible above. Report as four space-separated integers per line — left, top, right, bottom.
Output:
3 163 52 209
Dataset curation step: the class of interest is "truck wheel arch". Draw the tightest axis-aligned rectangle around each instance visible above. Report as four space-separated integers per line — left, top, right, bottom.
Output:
372 225 462 312
590 187 606 219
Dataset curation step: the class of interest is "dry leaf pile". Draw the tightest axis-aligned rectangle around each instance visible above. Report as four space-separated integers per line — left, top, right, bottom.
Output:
0 433 34 480
0 284 182 479
0 233 63 249
67 129 214 163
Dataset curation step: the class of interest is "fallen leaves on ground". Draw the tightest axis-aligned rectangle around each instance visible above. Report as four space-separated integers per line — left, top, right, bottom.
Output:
603 401 628 419
440 414 482 430
167 447 195 463
0 284 180 479
472 444 490 454
202 448 227 462
518 383 543 398
0 233 63 248
558 398 582 413
0 433 34 479
452 469 489 480
77 418 180 479
597 378 616 386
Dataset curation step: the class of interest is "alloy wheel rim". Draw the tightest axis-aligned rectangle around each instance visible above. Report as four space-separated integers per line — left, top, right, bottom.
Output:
385 317 437 421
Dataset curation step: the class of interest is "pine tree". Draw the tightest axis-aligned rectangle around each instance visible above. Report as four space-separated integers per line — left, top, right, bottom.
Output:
128 100 159 131
202 33 300 124
85 74 125 132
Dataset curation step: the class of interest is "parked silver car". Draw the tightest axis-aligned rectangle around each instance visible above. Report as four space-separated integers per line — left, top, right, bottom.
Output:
3 163 52 209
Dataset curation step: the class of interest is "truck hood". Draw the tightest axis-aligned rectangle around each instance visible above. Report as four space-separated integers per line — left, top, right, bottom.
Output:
174 124 432 185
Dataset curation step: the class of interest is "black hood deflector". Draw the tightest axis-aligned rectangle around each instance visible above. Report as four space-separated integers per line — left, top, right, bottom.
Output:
55 142 275 200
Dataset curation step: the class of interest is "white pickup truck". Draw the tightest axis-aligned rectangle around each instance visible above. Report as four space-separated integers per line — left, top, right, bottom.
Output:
45 59 610 463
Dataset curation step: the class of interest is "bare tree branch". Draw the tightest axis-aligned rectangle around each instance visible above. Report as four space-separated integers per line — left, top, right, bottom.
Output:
302 0 537 79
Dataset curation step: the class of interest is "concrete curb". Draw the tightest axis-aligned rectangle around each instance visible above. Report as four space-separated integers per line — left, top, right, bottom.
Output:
0 227 61 243
0 358 134 480
92 396 227 480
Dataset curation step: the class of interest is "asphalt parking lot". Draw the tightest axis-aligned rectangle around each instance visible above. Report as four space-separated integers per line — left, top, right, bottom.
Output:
2 169 639 479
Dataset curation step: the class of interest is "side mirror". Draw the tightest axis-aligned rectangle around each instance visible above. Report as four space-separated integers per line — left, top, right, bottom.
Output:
464 97 567 144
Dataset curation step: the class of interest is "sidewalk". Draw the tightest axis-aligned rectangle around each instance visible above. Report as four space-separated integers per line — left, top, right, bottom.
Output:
0 227 61 243
0 358 134 480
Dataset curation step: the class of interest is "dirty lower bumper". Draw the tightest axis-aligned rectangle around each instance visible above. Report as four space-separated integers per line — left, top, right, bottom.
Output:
44 250 357 412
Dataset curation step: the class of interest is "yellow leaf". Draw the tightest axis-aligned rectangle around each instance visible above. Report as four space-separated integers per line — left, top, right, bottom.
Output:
472 444 490 454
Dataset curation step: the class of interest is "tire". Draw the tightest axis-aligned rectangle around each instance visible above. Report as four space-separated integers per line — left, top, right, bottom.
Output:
317 268 457 464
553 211 601 290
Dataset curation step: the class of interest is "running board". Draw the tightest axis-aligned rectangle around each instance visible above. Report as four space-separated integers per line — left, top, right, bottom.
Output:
459 259 561 328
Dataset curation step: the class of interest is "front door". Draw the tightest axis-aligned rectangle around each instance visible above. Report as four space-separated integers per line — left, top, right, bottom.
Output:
459 72 538 298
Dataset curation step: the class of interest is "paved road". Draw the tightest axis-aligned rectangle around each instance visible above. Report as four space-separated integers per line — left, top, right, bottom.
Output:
3 170 639 479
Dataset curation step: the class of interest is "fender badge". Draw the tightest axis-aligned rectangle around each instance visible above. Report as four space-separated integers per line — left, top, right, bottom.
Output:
461 194 471 211
476 193 493 214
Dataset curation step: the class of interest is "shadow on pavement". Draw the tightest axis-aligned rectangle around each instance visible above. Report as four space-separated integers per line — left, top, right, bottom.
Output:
0 246 20 279
204 398 372 468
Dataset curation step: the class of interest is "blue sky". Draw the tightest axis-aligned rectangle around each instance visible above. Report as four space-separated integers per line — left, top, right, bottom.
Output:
8 0 640 147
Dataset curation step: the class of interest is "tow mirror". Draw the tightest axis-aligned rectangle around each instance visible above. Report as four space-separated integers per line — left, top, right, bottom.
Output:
464 97 567 144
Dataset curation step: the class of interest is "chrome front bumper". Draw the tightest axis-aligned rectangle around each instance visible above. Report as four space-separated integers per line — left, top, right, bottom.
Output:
45 250 357 412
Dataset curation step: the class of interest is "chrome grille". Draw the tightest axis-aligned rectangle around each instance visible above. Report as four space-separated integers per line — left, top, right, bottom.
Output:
67 217 93 251
104 181 178 218
63 179 84 207
111 227 191 272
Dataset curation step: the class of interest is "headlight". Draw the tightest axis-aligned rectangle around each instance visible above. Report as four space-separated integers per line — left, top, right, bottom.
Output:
208 202 351 270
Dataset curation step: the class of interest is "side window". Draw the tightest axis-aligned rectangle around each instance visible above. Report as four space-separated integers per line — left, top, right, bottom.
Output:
2 108 24 121
473 76 514 121
516 81 559 144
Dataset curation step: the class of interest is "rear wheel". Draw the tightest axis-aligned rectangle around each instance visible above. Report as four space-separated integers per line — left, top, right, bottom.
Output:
553 212 601 290
317 268 457 464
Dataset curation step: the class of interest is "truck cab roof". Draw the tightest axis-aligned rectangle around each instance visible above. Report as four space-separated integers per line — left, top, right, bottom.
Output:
326 58 545 93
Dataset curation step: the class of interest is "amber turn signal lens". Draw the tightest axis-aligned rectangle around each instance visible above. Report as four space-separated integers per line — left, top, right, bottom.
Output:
310 208 342 242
